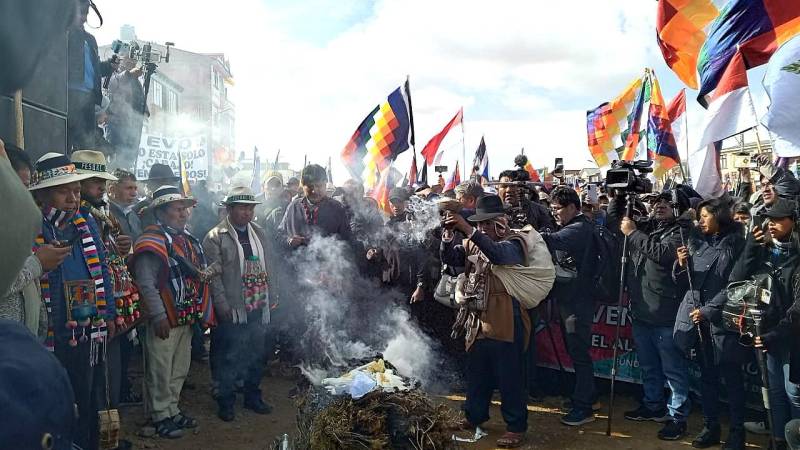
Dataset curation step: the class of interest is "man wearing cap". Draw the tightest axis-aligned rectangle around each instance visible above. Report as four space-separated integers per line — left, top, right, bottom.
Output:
609 189 694 441
279 164 351 248
129 186 212 438
203 186 273 422
29 152 117 450
440 194 530 448
133 163 182 227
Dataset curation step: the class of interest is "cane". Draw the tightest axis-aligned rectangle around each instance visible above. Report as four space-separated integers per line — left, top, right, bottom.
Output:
752 308 778 450
606 194 635 436
678 227 710 368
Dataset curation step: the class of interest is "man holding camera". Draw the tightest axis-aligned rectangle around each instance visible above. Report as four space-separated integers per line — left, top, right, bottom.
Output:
107 55 149 170
68 0 119 151
608 189 693 440
496 169 553 232
540 186 599 426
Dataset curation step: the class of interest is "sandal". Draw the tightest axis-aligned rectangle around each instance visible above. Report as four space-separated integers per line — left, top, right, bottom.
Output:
154 418 183 439
172 413 198 429
497 431 525 448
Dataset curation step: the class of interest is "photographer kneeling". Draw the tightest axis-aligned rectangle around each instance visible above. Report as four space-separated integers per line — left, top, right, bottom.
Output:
730 198 800 449
674 199 748 450
608 189 693 440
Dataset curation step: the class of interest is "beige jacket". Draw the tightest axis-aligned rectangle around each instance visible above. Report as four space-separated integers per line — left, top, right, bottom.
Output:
202 220 271 324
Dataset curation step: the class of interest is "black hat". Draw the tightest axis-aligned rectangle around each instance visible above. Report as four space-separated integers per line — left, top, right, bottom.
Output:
0 320 75 450
467 194 505 222
759 197 798 219
389 187 410 202
656 189 690 214
146 163 180 182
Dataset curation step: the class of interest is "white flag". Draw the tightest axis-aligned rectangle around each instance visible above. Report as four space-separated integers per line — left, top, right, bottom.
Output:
762 36 800 157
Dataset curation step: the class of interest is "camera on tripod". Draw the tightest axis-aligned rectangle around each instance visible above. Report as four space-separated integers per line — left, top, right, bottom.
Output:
605 160 654 194
110 39 174 67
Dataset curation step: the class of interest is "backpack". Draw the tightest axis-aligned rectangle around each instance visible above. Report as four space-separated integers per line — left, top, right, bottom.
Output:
589 223 622 304
491 226 556 309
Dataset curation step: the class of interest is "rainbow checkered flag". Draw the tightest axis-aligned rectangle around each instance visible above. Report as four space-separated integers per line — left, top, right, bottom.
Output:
341 81 412 189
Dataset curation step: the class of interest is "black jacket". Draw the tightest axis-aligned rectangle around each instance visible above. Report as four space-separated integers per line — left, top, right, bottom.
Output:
728 233 800 382
541 214 596 304
608 196 692 326
67 27 113 104
676 225 748 364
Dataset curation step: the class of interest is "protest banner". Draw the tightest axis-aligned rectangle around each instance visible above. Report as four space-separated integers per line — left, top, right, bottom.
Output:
135 133 210 181
534 299 765 409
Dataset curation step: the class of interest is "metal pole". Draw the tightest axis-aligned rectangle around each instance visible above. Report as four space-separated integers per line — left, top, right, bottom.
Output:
460 108 466 181
14 90 24 149
752 310 777 450
606 193 634 436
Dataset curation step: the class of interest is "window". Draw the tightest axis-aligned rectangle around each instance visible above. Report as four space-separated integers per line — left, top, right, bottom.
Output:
720 154 728 169
153 82 163 107
167 90 178 113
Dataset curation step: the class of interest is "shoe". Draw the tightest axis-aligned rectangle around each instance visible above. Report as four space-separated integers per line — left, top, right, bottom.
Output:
560 408 595 426
561 398 602 412
692 423 720 448
744 421 770 435
217 403 235 422
172 412 198 429
496 431 525 448
624 405 670 422
244 397 273 415
658 420 687 441
153 418 183 439
722 427 745 450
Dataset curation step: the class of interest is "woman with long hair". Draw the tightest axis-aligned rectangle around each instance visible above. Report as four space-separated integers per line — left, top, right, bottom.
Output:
676 198 748 450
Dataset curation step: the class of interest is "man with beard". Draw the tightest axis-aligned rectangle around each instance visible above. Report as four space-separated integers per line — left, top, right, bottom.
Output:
30 153 116 450
441 194 530 448
204 186 272 422
279 164 351 248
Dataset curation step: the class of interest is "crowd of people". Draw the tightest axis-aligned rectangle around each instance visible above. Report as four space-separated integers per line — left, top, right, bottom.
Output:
4 131 800 450
3 2 800 450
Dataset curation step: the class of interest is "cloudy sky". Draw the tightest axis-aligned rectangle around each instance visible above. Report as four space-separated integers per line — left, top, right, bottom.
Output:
92 0 771 182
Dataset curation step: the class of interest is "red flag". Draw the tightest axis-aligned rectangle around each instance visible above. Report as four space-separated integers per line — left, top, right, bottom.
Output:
408 153 418 188
421 108 463 165
443 162 461 192
371 165 393 214
524 161 541 182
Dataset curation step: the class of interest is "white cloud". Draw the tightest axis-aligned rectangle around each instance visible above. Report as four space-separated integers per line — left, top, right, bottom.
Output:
92 0 755 183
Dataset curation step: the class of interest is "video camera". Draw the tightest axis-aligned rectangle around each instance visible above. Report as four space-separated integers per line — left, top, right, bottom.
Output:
605 160 654 194
107 40 174 98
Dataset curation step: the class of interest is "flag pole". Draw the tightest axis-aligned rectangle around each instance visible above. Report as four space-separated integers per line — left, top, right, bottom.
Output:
405 76 419 176
683 99 690 182
460 107 466 181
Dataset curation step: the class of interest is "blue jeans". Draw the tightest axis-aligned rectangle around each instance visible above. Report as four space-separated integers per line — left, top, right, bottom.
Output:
766 349 800 439
632 321 691 422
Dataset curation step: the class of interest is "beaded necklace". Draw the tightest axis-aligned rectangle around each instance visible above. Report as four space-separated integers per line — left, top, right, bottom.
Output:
301 197 324 226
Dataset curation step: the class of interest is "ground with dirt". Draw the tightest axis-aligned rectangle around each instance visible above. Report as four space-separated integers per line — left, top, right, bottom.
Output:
120 360 771 450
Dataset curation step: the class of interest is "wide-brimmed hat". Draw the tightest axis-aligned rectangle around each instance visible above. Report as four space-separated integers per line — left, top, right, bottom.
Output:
467 194 506 222
29 153 95 191
150 185 197 209
146 163 180 182
71 150 118 181
223 186 262 205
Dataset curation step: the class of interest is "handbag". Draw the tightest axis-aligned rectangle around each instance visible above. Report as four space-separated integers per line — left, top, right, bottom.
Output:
433 267 459 309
